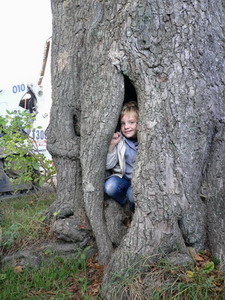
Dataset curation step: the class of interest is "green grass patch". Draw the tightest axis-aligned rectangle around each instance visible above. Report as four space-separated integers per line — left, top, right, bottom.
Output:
149 257 225 300
0 193 103 299
0 252 101 300
106 253 225 300
0 192 55 252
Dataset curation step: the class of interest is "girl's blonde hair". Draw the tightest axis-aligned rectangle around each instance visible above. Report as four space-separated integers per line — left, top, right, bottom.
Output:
120 101 139 120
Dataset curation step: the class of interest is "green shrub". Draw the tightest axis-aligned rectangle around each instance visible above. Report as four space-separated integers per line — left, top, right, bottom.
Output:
0 110 56 191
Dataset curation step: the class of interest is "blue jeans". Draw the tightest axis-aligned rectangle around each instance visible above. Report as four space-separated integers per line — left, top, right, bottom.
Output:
104 176 135 212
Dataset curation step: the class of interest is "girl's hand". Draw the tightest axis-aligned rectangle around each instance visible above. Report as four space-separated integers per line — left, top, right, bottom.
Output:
108 132 122 152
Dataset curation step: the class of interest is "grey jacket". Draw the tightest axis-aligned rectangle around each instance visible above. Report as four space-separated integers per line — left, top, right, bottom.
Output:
106 138 126 178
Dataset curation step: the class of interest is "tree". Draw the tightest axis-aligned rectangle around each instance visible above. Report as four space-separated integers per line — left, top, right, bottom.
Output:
47 0 225 297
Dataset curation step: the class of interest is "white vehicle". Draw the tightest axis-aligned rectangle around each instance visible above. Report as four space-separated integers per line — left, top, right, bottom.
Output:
0 82 52 194
0 38 52 194
0 82 51 160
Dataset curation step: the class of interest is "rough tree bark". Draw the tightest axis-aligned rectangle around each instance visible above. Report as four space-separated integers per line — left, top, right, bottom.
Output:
47 0 225 296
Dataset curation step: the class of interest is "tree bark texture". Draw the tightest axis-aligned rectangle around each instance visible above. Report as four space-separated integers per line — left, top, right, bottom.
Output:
47 0 225 292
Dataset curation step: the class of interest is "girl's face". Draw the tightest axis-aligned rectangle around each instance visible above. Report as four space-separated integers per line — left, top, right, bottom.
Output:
120 112 138 139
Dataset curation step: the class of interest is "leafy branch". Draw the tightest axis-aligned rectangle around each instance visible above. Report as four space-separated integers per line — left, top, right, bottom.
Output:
0 110 56 192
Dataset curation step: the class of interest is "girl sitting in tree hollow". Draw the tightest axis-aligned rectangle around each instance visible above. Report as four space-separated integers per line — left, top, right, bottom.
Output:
104 101 138 212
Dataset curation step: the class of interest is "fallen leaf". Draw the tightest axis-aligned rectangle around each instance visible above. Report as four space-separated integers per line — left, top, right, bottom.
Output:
186 271 194 278
14 265 24 273
46 291 57 295
195 254 204 262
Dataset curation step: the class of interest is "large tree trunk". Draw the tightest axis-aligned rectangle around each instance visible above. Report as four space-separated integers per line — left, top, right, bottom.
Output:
47 0 225 295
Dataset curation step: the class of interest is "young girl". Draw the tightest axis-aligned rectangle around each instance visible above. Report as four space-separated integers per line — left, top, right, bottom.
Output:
104 101 138 212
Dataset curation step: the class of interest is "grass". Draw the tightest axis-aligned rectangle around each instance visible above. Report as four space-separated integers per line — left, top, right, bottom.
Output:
0 191 104 300
105 252 225 300
0 252 103 300
148 255 225 300
1 192 225 299
0 191 55 253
